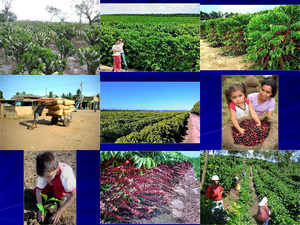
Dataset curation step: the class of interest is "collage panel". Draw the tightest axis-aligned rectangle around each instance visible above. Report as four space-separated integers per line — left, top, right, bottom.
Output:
222 75 278 150
100 150 200 224
0 75 100 150
100 81 200 144
0 0 100 75
200 150 300 225
100 3 200 72
200 5 299 70
24 150 76 225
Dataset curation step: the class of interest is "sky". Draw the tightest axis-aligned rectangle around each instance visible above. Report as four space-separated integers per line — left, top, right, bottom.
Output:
100 82 200 111
200 5 280 14
100 4 200 15
0 0 99 22
0 75 100 99
179 151 200 158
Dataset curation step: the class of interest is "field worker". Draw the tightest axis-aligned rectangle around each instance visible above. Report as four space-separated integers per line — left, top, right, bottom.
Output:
242 170 245 178
29 102 46 129
235 174 240 191
205 175 224 213
257 197 270 225
111 39 122 72
119 38 128 70
34 151 76 224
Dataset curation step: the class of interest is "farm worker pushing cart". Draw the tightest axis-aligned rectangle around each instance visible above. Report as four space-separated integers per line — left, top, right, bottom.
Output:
257 197 270 225
205 175 224 213
235 174 240 191
29 102 46 130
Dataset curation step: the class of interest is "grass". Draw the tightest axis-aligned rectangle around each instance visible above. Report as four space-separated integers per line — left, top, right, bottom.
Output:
222 75 278 127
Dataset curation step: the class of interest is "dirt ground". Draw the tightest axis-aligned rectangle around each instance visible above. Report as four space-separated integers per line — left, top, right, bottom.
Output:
100 64 141 72
249 166 259 224
181 113 200 143
0 38 100 75
24 150 76 225
0 110 100 150
200 39 253 70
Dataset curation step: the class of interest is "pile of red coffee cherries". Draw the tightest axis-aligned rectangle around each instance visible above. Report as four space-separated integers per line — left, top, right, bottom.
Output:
232 119 271 146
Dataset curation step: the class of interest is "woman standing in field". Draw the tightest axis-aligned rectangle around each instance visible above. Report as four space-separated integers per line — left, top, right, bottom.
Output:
257 197 270 225
205 175 224 213
248 78 277 116
119 38 128 70
111 39 122 72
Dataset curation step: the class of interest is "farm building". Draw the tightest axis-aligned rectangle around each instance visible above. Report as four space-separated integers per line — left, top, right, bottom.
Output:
75 96 100 110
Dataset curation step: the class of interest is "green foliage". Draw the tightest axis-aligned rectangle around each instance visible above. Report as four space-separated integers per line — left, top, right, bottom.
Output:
100 15 200 71
76 45 100 74
13 46 67 75
84 29 100 46
190 101 200 115
36 193 62 217
56 38 76 59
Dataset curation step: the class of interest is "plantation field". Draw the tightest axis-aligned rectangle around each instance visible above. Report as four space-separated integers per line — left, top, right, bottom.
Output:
200 152 300 224
100 14 200 72
100 111 190 143
100 151 200 224
0 21 100 75
200 5 300 70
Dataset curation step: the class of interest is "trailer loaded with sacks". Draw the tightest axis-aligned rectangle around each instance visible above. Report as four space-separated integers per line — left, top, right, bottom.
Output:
45 99 75 127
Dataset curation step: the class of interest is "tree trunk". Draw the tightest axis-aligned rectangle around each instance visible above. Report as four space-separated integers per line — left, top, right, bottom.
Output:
212 150 215 158
200 150 209 192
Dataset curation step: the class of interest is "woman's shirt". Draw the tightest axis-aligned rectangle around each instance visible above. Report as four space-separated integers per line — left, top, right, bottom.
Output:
257 205 270 221
205 184 224 201
228 99 250 120
248 92 275 116
112 44 122 56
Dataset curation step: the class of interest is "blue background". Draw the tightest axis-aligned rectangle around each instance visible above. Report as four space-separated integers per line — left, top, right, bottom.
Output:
0 151 23 225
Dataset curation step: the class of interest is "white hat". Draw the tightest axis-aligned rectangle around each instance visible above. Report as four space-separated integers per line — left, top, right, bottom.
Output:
259 197 268 206
212 175 220 181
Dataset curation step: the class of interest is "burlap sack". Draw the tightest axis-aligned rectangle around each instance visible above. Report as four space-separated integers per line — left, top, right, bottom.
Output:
53 99 63 105
222 115 278 150
63 99 75 106
63 109 71 115
69 105 75 109
63 106 70 110
46 105 65 110
47 109 63 116
244 75 259 87
246 87 259 96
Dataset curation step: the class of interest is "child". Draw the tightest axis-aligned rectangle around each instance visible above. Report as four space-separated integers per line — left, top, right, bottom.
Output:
34 151 76 224
111 39 122 72
205 175 224 213
119 38 128 70
225 83 261 135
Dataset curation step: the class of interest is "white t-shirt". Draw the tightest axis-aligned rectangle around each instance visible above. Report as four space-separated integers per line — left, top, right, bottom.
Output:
36 162 76 193
112 44 122 56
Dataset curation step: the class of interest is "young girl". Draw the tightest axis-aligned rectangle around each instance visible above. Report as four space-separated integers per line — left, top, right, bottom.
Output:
225 83 261 135
111 39 122 72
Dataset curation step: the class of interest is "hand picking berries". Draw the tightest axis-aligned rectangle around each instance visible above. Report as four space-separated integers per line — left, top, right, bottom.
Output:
232 119 270 146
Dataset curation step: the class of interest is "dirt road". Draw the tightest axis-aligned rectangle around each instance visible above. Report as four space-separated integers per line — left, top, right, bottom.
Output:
200 39 253 70
24 150 76 225
182 113 200 143
1 111 100 150
249 166 259 224
100 64 142 72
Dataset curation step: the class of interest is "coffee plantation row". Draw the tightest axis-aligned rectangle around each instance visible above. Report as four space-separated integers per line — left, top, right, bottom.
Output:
0 21 100 74
201 5 300 70
100 111 189 143
100 14 200 71
100 151 200 224
200 153 300 224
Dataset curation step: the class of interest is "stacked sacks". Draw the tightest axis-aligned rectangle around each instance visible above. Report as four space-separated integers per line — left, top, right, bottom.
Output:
46 99 75 116
244 75 259 96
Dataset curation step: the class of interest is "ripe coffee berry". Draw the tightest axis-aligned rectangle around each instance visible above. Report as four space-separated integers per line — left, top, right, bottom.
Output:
232 119 271 146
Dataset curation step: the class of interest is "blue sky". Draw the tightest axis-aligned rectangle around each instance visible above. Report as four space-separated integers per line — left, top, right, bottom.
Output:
100 4 200 15
0 75 100 99
201 5 280 14
179 151 200 158
101 82 200 111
